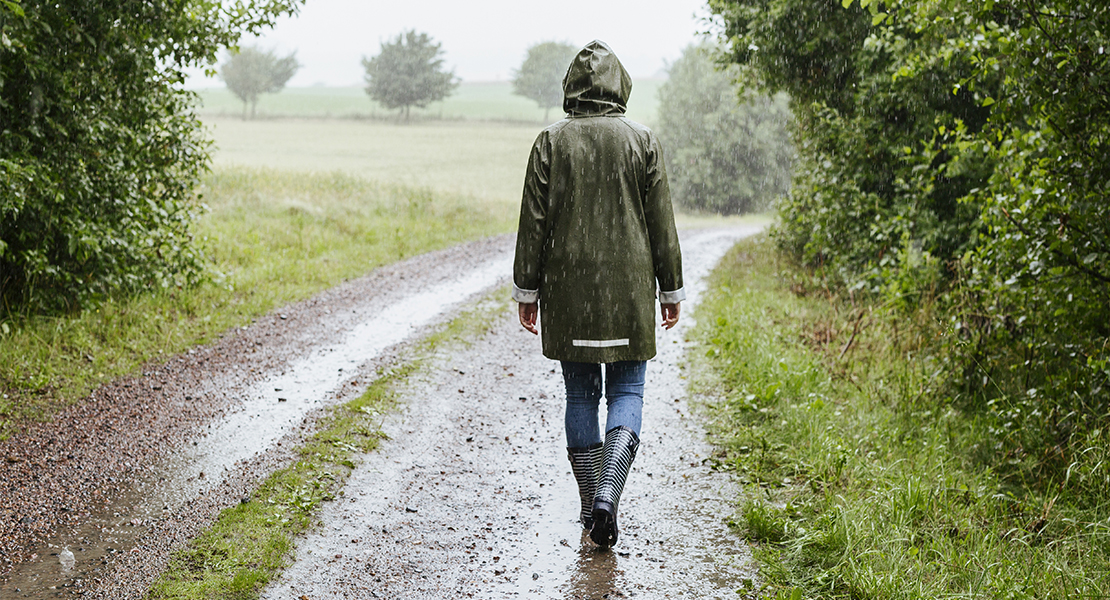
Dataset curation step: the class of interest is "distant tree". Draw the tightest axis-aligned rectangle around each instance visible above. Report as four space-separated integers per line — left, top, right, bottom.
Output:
511 41 577 122
220 46 299 119
361 30 459 121
656 43 793 214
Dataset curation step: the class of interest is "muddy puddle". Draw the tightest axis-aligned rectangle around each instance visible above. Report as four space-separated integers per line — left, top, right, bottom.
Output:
1 250 514 598
262 227 761 599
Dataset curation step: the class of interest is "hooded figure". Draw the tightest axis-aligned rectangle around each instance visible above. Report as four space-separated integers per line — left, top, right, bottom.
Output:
513 40 684 362
512 40 684 548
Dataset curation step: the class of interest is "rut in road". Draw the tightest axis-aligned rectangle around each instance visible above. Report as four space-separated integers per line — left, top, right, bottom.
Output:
263 227 761 599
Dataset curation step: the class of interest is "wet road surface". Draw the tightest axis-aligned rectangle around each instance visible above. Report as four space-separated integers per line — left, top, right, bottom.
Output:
262 227 761 599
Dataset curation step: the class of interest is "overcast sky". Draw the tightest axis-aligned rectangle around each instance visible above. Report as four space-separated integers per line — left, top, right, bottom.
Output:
188 0 715 87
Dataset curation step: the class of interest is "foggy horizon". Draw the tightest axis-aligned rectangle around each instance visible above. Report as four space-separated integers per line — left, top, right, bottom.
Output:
186 0 712 88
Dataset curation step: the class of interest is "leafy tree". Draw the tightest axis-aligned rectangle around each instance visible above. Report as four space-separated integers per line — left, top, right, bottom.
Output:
361 30 458 121
0 0 301 312
511 41 577 122
711 0 1110 502
220 45 299 119
900 0 1110 491
710 0 991 282
656 43 793 214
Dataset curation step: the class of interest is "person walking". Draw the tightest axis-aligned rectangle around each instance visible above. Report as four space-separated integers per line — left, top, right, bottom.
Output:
512 40 684 548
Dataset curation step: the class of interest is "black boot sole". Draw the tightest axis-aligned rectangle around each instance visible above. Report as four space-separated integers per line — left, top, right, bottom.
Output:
590 500 618 547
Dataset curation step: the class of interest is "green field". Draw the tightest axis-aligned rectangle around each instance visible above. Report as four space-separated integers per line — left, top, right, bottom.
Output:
194 79 663 127
205 117 537 206
199 80 664 207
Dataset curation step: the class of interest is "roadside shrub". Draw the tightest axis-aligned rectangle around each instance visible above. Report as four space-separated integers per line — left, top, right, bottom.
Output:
0 0 301 313
711 0 1109 501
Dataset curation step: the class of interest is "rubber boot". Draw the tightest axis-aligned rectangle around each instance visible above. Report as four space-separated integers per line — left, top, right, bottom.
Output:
567 443 604 529
590 426 639 548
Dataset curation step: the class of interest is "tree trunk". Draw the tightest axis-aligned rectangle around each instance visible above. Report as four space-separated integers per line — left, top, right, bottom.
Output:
251 100 257 120
544 106 550 123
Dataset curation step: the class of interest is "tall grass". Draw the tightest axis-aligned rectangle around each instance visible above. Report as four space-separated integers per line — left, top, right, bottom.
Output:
692 236 1110 599
0 167 514 438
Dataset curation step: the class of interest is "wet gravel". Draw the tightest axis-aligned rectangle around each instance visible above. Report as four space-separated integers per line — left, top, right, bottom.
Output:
262 227 762 599
0 235 513 598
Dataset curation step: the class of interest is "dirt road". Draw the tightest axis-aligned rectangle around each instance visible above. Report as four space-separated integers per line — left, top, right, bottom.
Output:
262 227 761 599
1 227 760 599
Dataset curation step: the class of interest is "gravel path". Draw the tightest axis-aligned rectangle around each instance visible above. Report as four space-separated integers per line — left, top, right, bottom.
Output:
262 227 762 599
1 227 761 599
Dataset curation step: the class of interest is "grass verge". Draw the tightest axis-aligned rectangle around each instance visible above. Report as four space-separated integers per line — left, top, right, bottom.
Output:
0 167 514 439
146 287 511 599
691 235 1110 599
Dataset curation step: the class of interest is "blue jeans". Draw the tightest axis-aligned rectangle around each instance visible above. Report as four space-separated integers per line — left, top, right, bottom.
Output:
561 360 647 448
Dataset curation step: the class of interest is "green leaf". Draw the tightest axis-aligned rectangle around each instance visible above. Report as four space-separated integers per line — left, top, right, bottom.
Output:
871 12 887 26
1 0 24 17
841 0 854 8
981 97 995 107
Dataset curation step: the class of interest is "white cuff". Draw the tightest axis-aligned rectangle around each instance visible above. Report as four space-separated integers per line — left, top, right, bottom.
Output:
512 284 539 303
658 287 686 304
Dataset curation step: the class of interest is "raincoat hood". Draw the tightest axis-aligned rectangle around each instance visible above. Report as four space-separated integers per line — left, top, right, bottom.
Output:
562 40 632 116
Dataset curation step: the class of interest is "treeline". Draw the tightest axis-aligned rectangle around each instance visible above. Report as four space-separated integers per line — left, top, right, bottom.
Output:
711 0 1109 497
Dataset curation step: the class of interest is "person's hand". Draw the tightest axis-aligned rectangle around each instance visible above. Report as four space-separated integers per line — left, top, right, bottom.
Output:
661 302 680 330
519 302 539 335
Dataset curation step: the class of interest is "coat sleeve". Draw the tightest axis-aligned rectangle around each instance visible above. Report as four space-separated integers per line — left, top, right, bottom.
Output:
512 131 551 303
643 133 685 303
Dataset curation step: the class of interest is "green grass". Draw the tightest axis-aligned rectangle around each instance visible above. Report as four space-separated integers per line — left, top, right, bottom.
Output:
193 80 662 127
147 287 512 600
0 167 514 439
692 236 1110 599
204 117 538 205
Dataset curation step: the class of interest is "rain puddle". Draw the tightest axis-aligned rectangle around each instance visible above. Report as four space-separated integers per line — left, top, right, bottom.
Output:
1 253 513 598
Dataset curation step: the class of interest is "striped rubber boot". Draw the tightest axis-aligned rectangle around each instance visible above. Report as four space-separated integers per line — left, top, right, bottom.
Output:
567 443 604 529
590 426 640 548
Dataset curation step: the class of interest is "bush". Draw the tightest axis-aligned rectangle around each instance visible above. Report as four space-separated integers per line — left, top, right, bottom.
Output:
710 0 1110 499
0 0 301 313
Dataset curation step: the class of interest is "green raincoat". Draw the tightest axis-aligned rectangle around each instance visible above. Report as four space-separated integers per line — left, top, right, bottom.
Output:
512 40 684 363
